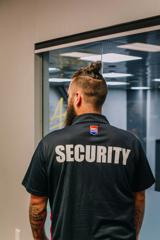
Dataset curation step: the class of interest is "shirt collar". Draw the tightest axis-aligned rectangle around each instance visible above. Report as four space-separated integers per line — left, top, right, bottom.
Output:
71 113 110 125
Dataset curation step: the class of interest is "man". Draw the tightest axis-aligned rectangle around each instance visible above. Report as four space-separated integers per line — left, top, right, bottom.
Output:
22 62 155 240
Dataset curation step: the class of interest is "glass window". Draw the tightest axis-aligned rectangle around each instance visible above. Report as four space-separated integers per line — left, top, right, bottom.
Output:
40 27 160 239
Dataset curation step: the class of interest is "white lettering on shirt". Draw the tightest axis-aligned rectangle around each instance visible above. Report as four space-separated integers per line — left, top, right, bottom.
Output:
75 144 85 162
122 148 131 165
55 144 131 165
55 145 65 163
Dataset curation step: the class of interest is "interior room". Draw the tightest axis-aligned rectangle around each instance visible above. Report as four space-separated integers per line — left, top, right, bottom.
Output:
40 27 160 240
1 1 160 239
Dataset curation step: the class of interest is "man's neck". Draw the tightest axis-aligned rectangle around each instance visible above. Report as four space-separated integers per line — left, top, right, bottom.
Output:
76 108 101 116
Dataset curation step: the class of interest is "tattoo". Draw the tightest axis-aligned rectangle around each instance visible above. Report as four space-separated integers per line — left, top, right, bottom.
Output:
134 192 145 237
135 208 144 234
29 200 47 240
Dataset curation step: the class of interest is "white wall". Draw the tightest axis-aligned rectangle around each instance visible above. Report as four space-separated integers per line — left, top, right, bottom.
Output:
0 0 160 239
142 90 160 240
34 0 160 42
103 90 127 129
0 1 35 239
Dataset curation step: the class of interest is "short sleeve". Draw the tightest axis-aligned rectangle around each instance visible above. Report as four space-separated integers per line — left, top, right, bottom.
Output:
132 139 155 192
22 140 48 196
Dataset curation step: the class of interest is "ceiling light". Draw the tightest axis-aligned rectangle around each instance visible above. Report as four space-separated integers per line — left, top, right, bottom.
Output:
81 53 142 63
107 81 129 86
102 53 142 63
49 78 130 86
49 67 60 72
60 52 94 58
153 78 160 82
49 78 70 83
131 86 150 90
103 72 133 78
118 43 160 52
81 54 101 61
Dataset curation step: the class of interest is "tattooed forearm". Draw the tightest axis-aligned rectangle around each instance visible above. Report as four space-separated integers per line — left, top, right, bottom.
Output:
134 191 145 238
29 195 48 240
135 207 144 235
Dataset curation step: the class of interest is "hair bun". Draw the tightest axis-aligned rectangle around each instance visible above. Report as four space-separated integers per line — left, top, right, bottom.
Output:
89 61 102 74
72 61 104 81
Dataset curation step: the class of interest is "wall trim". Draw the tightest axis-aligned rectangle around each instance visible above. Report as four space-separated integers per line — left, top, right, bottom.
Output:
35 15 160 52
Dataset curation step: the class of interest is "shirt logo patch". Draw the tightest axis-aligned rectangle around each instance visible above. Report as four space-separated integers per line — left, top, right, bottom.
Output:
90 125 98 135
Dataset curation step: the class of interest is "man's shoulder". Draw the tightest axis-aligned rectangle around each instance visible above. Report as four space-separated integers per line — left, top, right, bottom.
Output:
41 124 140 148
108 124 139 143
42 126 74 144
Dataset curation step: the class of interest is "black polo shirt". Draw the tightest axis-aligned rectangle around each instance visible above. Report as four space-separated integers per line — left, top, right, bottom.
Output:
22 113 155 240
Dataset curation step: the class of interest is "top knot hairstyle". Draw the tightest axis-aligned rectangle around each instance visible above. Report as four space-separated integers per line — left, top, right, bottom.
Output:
71 61 108 109
72 61 105 81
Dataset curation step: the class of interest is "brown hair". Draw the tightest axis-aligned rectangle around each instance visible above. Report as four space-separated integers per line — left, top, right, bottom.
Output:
72 61 108 109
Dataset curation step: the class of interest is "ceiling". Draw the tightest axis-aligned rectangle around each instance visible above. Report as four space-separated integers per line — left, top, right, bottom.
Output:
48 28 160 90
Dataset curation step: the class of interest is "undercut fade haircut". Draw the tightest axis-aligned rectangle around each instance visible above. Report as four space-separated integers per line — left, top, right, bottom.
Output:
72 61 108 109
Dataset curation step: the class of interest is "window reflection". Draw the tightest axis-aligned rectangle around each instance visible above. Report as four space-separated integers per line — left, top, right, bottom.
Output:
42 28 160 240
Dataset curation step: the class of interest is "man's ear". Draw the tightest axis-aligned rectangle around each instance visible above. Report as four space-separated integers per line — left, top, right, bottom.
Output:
74 91 82 107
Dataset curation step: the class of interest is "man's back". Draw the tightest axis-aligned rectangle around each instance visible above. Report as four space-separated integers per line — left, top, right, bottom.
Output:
22 62 155 240
23 113 155 240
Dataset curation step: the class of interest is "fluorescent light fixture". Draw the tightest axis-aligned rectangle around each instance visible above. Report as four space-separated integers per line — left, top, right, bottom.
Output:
60 52 94 58
153 78 160 82
131 86 150 90
49 67 60 72
49 78 129 86
81 53 142 63
118 42 160 52
49 78 70 83
107 81 129 86
81 54 101 61
103 72 133 78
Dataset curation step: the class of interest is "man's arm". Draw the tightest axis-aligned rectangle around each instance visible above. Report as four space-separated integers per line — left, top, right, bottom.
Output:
134 191 145 240
29 194 48 240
